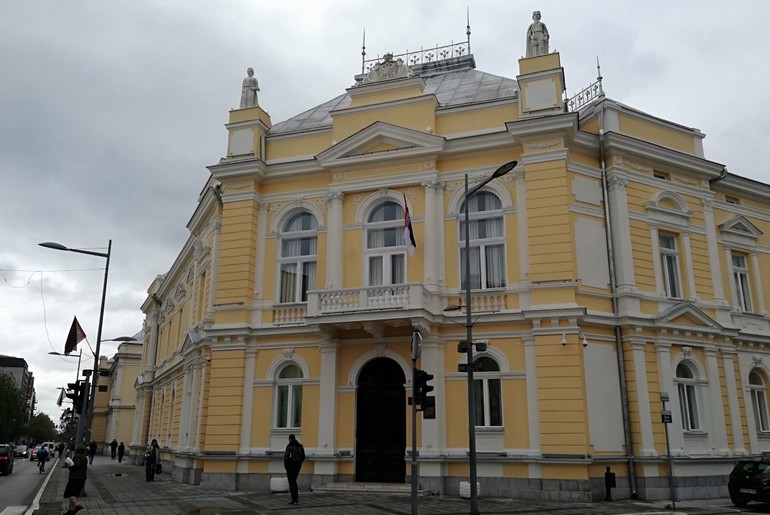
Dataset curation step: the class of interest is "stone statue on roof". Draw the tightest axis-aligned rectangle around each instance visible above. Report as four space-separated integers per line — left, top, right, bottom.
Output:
240 67 260 109
526 11 549 58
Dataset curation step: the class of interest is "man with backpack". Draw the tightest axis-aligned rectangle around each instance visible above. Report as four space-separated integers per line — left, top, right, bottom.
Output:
37 445 49 473
283 434 305 505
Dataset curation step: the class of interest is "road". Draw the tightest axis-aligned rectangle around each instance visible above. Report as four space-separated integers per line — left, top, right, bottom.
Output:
0 457 54 515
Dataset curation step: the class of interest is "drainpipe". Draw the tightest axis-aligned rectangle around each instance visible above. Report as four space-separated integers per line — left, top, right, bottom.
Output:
709 167 728 186
597 102 638 498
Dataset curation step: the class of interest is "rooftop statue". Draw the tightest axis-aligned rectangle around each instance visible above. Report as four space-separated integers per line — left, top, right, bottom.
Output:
240 67 260 109
526 11 549 58
360 53 413 84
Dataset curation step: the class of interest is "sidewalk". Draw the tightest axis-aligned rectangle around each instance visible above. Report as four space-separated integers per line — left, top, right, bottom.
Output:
35 455 747 514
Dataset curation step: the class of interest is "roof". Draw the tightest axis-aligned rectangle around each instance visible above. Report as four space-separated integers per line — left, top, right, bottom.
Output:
269 65 519 135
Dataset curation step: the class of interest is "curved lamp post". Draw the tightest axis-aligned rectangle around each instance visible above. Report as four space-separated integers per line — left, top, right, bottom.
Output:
445 161 517 515
40 240 111 445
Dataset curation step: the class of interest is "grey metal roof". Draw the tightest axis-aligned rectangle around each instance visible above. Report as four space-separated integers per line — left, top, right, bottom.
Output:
269 67 518 135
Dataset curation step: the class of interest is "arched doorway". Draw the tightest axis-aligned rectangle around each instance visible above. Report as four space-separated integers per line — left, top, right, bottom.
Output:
355 357 406 483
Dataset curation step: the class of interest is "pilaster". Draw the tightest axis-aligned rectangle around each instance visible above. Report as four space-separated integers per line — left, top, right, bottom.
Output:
705 347 729 453
325 191 344 289
315 338 339 475
239 347 257 454
631 340 655 456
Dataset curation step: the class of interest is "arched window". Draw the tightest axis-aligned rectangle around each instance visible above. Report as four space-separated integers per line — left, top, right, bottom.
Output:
279 212 318 303
472 356 502 427
459 191 505 290
675 362 700 431
275 364 303 429
750 370 770 433
366 201 405 286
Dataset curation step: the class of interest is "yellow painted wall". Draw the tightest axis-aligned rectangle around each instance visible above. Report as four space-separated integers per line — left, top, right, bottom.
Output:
618 114 695 155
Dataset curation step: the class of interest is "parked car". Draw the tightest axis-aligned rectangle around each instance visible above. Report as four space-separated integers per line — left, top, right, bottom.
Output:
0 444 14 475
728 457 770 506
12 445 28 458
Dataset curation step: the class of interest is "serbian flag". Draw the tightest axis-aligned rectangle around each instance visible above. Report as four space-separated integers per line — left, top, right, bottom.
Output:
403 193 417 256
64 316 87 355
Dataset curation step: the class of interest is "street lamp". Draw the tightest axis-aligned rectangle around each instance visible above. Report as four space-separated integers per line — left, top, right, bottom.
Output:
445 160 517 515
39 240 111 445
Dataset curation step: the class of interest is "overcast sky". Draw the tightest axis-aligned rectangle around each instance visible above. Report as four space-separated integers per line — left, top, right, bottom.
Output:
2 0 769 426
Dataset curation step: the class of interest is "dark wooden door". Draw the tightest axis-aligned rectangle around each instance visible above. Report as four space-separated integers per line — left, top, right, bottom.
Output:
355 357 406 483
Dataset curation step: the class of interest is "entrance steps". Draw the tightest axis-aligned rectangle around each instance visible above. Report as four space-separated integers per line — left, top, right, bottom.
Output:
313 482 429 495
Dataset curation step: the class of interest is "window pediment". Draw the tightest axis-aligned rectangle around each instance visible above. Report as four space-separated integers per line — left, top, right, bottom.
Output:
719 215 762 246
646 191 692 227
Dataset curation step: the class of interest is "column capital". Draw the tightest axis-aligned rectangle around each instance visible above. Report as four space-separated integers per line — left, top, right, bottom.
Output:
421 178 445 192
326 190 345 204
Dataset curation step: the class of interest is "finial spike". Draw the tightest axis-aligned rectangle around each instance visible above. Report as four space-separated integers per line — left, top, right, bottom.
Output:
596 56 604 96
361 28 367 74
466 6 472 53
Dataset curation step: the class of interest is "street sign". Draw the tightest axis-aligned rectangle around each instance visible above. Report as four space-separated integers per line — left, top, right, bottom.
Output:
661 410 672 424
660 392 669 402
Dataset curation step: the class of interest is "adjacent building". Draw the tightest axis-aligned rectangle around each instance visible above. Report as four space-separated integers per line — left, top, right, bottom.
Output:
131 18 770 502
91 339 143 455
0 354 36 418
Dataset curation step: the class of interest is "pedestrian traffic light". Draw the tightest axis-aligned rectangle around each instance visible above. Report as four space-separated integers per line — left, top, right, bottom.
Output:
414 369 434 407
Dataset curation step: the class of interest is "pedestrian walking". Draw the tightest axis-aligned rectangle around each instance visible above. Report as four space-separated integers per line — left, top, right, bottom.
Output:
144 439 160 482
109 439 118 460
87 441 97 465
117 442 125 463
283 434 305 505
63 444 87 514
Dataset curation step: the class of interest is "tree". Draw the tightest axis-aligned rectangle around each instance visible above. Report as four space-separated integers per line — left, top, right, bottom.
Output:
26 413 56 443
0 373 28 442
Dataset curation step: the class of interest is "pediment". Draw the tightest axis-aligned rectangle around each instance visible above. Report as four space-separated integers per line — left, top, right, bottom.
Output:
655 302 723 331
719 215 762 243
317 121 445 169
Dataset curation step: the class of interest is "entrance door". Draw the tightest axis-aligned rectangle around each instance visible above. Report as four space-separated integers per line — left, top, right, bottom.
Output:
355 357 406 483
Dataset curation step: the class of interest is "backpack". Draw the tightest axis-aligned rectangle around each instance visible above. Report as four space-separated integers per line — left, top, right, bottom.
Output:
286 444 305 463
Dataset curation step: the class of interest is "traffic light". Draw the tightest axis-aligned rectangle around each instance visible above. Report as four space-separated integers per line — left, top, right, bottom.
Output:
414 369 434 407
65 381 87 414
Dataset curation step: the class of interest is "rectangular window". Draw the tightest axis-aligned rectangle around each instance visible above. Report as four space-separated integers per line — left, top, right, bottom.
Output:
732 253 753 312
725 196 739 205
678 383 700 430
753 390 770 432
659 233 682 298
653 171 670 181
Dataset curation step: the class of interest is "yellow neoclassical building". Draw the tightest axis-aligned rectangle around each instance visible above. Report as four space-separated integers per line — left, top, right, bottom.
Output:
131 23 770 502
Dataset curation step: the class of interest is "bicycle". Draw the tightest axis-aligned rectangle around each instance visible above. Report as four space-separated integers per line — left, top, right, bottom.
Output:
38 458 45 474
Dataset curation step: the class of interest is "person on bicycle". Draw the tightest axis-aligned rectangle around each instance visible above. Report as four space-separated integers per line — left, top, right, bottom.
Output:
37 445 49 473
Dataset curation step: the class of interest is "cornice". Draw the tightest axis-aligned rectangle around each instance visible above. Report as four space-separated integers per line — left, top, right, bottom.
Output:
331 92 436 117
186 187 221 234
207 157 267 181
505 112 579 144
443 130 514 155
603 132 723 179
345 76 427 97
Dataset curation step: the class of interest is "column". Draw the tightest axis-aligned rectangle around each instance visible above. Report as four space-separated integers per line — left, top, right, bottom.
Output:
656 342 684 451
607 172 636 293
316 339 339 471
523 336 540 453
193 355 208 452
705 347 729 453
325 191 344 289
722 349 747 454
682 232 697 300
254 202 268 301
419 333 445 456
751 253 767 315
207 219 222 315
631 341 655 455
421 179 443 291
702 199 725 302
239 348 257 454
145 311 160 373
515 169 530 308
130 389 144 447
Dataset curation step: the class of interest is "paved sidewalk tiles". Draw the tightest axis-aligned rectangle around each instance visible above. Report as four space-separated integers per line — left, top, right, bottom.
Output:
35 456 746 514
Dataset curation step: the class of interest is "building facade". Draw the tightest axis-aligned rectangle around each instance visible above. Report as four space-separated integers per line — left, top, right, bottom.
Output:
131 26 770 502
0 355 36 418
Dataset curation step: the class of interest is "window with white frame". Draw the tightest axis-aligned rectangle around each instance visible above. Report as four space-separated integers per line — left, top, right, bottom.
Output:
366 201 406 286
275 364 303 429
279 212 318 303
472 356 502 427
675 362 700 431
732 252 753 312
749 370 770 433
659 232 682 298
459 191 506 290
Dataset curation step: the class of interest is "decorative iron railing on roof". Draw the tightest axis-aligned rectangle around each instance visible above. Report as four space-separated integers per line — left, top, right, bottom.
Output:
361 17 472 74
567 60 605 112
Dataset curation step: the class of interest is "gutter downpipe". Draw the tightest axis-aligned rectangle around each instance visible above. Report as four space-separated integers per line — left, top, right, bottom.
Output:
597 101 638 498
709 167 728 186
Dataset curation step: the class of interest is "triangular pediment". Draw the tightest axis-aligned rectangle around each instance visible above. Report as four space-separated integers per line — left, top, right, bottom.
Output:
317 121 445 169
655 302 723 331
719 215 762 240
